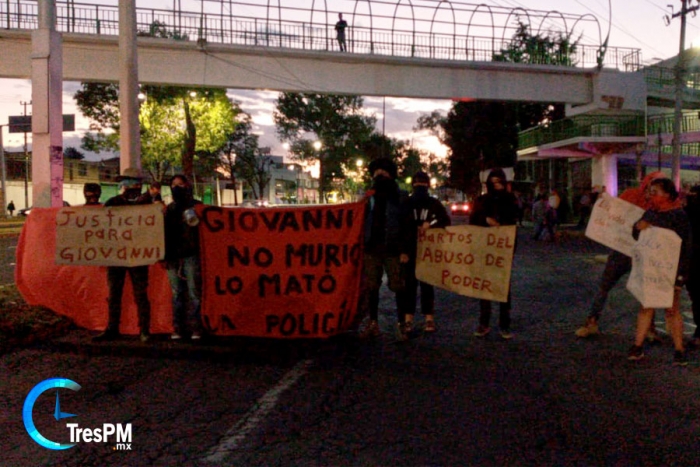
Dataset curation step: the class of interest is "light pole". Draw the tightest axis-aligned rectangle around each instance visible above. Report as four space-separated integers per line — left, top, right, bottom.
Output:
0 124 7 217
355 158 364 200
314 140 323 203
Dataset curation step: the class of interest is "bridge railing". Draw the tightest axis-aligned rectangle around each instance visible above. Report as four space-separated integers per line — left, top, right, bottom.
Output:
0 0 642 71
518 115 646 150
647 112 700 135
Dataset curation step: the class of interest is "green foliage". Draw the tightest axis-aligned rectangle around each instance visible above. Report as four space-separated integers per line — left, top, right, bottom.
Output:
274 93 376 198
218 111 272 200
416 22 576 197
494 22 579 66
63 147 84 160
74 83 240 181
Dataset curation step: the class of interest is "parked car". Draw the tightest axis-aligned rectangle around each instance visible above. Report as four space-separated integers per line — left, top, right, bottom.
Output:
241 200 269 208
449 201 471 216
19 201 71 216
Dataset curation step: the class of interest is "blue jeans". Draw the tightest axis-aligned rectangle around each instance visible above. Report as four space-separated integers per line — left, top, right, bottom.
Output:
166 256 202 333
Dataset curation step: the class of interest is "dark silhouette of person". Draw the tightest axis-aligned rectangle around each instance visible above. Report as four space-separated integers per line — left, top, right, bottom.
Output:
7 200 15 217
83 183 102 206
335 13 348 52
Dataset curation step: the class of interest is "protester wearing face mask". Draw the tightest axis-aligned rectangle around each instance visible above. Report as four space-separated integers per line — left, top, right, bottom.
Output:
470 168 519 340
83 183 102 206
93 167 154 343
628 178 691 366
358 157 409 340
164 174 203 341
398 171 451 334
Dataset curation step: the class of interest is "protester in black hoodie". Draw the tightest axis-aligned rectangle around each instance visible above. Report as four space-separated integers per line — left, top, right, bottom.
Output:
399 171 451 333
359 158 407 340
470 168 519 340
164 174 203 341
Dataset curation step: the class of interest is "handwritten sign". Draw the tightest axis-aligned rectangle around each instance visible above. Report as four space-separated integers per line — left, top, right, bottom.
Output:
585 193 645 257
626 226 681 309
55 204 165 267
415 225 516 302
197 202 365 338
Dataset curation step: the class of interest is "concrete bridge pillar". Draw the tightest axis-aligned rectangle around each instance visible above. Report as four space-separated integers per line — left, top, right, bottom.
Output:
31 0 63 208
118 0 141 175
591 154 618 197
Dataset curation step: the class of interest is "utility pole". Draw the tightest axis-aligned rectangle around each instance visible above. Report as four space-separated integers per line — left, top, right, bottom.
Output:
665 0 700 190
20 100 31 209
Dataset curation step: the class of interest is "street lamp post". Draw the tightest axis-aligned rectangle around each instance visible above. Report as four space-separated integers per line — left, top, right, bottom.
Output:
314 140 323 203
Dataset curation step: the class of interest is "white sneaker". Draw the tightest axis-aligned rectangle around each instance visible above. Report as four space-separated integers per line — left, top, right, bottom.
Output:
191 332 202 340
171 332 182 340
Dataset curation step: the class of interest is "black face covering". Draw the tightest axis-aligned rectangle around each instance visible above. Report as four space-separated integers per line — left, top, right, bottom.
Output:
124 187 142 201
171 186 188 204
373 175 394 194
413 185 429 198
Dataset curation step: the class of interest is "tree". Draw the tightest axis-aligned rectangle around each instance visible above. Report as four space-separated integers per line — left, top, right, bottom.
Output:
416 22 576 198
63 147 85 160
218 111 262 203
274 93 376 200
75 84 240 181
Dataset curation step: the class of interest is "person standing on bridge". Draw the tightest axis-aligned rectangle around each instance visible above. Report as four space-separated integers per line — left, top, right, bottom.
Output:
471 168 519 340
335 13 348 52
164 174 203 341
93 168 154 344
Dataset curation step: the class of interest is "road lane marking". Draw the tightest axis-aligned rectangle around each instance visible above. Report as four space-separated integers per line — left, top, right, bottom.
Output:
205 359 313 464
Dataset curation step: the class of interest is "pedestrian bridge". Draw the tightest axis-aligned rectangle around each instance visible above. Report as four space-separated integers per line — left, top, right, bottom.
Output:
0 0 645 107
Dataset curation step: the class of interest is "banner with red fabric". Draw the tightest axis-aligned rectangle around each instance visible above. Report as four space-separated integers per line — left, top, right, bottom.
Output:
16 207 173 335
197 202 365 338
15 202 365 339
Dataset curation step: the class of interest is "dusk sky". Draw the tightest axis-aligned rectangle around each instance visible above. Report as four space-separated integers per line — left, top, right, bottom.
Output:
0 0 695 161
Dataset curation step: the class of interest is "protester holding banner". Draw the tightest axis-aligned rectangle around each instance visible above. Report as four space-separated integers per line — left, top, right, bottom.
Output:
93 168 155 343
164 175 203 341
683 185 700 350
575 172 666 339
470 168 519 340
359 157 408 340
398 171 451 333
628 178 691 365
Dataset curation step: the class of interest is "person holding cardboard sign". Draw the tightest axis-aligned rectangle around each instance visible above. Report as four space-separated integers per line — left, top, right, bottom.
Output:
575 172 666 339
628 178 691 366
470 168 519 340
398 171 451 333
93 168 155 343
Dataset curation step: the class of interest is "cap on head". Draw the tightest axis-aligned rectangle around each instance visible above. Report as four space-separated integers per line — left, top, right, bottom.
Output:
117 167 144 189
368 157 398 179
412 171 430 185
116 167 144 182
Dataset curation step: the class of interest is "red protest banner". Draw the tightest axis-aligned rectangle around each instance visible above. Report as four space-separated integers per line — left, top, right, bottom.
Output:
197 202 365 338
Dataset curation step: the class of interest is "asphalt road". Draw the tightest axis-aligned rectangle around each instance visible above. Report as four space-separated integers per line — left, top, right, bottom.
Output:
2 225 700 466
0 236 18 285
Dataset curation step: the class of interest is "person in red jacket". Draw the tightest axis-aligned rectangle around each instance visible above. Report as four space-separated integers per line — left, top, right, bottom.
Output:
575 171 667 339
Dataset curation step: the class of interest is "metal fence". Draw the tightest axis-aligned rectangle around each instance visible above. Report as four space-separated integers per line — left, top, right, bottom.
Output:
0 0 642 70
518 114 646 150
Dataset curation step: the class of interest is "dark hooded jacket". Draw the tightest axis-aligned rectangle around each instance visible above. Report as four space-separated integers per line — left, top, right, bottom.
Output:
470 168 519 228
363 178 407 256
400 187 451 258
164 189 202 260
